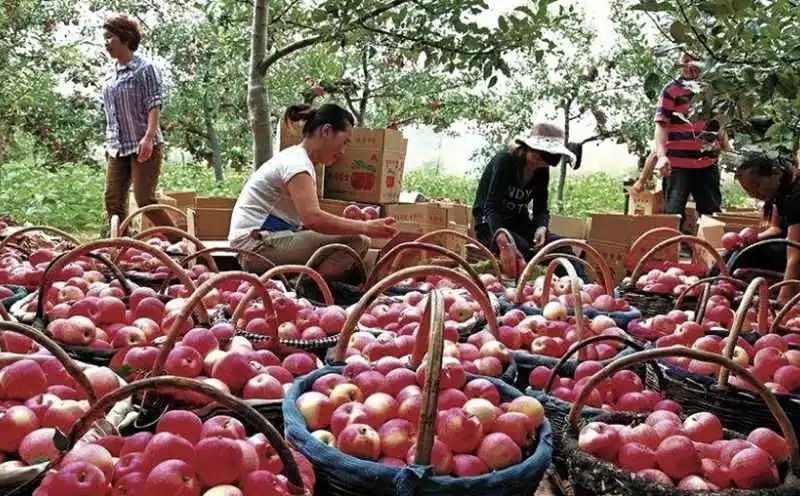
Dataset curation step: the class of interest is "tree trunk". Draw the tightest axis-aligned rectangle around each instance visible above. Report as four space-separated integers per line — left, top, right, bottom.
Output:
203 95 223 182
556 101 571 214
247 0 272 169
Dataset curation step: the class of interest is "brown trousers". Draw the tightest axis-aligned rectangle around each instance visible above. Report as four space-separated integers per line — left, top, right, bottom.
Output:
104 145 175 230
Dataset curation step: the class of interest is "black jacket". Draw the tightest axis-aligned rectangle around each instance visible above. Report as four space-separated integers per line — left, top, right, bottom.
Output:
472 149 550 235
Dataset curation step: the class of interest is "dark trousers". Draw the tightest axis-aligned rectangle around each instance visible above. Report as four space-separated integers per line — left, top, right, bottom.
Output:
662 165 721 231
475 220 586 278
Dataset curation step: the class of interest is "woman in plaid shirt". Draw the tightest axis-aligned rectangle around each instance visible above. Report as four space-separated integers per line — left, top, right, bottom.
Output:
102 14 175 232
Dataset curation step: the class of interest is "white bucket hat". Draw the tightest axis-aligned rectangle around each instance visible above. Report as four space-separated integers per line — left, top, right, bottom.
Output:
515 122 577 166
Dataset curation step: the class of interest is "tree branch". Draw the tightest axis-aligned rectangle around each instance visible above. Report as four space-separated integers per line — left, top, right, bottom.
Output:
358 48 371 124
271 0 303 25
257 0 414 75
358 23 497 56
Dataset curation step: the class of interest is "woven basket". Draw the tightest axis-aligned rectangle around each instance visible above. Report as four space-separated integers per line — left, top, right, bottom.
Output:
284 290 553 496
12 238 205 366
654 277 800 433
296 244 367 306
327 265 514 383
15 375 312 496
525 334 660 468
505 257 637 390
562 346 800 496
0 321 101 492
621 235 729 318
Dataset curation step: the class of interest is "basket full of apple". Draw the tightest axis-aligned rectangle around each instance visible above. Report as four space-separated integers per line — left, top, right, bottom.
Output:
650 278 800 433
284 290 553 496
563 345 800 495
500 239 641 330
621 234 730 318
22 375 315 496
0 226 79 292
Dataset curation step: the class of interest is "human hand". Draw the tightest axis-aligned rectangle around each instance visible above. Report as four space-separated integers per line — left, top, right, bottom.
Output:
630 180 645 194
137 135 154 162
657 155 671 178
533 227 547 247
777 287 793 306
364 217 398 239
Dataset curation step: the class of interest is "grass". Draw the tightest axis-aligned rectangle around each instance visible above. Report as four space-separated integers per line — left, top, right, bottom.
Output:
0 159 752 238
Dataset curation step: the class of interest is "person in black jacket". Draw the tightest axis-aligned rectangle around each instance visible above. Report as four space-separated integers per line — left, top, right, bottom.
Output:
473 123 579 276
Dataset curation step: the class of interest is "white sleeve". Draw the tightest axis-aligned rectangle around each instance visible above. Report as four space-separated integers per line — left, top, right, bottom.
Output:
280 148 315 184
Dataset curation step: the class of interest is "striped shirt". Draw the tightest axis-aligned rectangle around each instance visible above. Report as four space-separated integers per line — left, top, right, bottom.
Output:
654 77 720 169
102 56 164 157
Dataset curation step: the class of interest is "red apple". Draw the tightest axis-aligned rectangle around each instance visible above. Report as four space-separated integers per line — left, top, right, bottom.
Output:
578 422 622 462
156 410 203 445
337 423 381 460
656 435 701 480
144 459 200 496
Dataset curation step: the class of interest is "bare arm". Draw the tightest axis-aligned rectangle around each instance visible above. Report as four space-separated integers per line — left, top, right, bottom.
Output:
718 128 734 153
758 208 782 239
654 123 669 158
631 151 658 193
286 172 397 238
145 108 160 140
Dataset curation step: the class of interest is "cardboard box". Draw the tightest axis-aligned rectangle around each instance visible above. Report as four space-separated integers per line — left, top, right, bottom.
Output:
195 196 236 209
317 198 382 217
629 188 664 215
550 215 588 239
379 222 471 257
588 214 682 245
192 207 233 240
382 202 471 255
324 128 407 203
128 192 187 231
712 212 763 232
588 239 629 284
164 190 196 210
696 215 726 265
684 202 698 235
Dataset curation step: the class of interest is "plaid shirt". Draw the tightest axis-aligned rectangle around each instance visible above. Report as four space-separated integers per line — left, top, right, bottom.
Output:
654 76 720 169
102 56 164 157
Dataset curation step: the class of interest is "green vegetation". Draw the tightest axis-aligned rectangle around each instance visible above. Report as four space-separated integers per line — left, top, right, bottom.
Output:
0 159 751 238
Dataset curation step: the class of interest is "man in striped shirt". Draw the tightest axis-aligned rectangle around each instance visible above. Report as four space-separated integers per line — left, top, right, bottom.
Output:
636 52 733 230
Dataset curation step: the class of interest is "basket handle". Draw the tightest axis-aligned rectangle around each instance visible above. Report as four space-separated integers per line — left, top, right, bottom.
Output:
416 229 503 281
125 226 208 265
770 287 800 334
118 205 188 236
539 258 588 352
673 275 746 318
535 253 600 284
305 244 368 283
0 226 80 252
543 334 661 393
0 301 11 321
728 239 800 274
0 321 97 403
516 239 615 303
34 251 136 321
567 345 800 474
36 238 207 324
718 277 770 387
624 227 698 271
770 280 800 295
411 289 446 466
153 271 279 376
333 265 498 362
63 376 307 494
629 235 728 283
366 242 484 291
230 265 333 328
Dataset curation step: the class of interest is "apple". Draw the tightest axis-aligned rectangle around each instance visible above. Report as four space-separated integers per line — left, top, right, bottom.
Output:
701 458 732 489
19 428 60 464
142 432 196 470
363 393 398 426
202 415 246 440
730 446 780 489
85 366 120 398
181 328 219 357
506 396 544 429
41 399 88 434
476 432 522 470
491 412 534 448
243 374 284 400
337 423 381 460
156 410 203 445
578 422 622 462
656 435 701 480
50 461 107 496
406 438 453 475
330 402 379 437
164 346 204 378
195 436 243 486
435 408 483 454
120 431 154 456
296 392 334 431
144 459 201 496
683 412 723 443
211 352 260 394
0 405 39 452
748 427 791 464
452 454 489 477
636 468 674 486
0 359 47 400
62 443 114 482
618 442 657 472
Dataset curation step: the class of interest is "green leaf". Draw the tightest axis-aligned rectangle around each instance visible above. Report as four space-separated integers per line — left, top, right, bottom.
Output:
644 72 661 100
488 75 498 88
669 21 691 43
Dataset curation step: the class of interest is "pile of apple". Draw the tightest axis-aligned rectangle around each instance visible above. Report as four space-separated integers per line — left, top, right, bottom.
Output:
295 362 546 475
527 361 683 414
111 236 200 279
357 290 486 332
32 409 315 496
578 409 790 490
0 358 122 472
655 322 800 395
721 227 760 252
116 323 319 401
42 284 200 350
628 267 705 297
342 204 380 220
0 247 92 291
471 305 630 365
509 276 631 315
234 290 347 342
